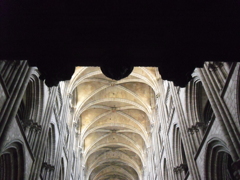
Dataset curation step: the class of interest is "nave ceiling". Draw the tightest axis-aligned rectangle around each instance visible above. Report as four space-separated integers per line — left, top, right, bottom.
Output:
68 67 161 180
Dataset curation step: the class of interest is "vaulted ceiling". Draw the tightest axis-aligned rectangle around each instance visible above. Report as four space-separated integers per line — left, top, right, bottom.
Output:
68 67 161 180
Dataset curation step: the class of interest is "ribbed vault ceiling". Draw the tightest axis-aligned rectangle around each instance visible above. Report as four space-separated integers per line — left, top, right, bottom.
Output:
68 67 160 180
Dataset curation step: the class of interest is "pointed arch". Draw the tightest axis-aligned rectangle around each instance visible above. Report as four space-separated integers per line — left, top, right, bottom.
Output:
172 124 188 175
204 138 235 180
0 142 25 180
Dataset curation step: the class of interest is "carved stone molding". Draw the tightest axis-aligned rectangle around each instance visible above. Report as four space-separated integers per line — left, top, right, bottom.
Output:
173 166 181 172
173 164 188 173
191 125 199 132
188 124 202 135
42 162 55 171
180 163 188 172
187 128 194 135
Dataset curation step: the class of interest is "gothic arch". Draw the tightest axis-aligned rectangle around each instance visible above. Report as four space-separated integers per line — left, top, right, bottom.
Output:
87 159 140 180
68 67 159 95
41 123 56 179
75 98 151 120
186 78 215 143
18 69 43 150
172 124 188 176
68 67 158 180
0 141 25 180
19 69 43 124
81 125 148 149
83 142 145 166
204 138 235 180
187 80 209 125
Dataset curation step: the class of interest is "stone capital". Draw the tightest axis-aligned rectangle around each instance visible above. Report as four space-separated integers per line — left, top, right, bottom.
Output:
192 125 199 132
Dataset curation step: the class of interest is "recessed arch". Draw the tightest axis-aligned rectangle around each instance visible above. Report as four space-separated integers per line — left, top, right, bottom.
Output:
204 138 235 180
0 141 25 180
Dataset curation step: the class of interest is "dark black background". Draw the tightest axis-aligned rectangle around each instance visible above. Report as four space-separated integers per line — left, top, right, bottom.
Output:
1 0 240 86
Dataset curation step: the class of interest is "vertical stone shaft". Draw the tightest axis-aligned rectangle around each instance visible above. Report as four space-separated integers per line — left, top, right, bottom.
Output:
197 67 240 160
29 87 57 179
170 82 201 180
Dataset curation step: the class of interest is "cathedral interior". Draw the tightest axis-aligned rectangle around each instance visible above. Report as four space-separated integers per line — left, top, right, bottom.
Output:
1 0 240 179
0 61 240 180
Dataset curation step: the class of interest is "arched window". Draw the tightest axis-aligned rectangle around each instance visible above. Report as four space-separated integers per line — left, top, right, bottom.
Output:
191 80 215 135
205 139 234 180
17 71 43 153
0 142 24 180
18 72 43 127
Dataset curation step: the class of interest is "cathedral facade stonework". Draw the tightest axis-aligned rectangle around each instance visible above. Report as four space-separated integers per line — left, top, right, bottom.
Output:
0 61 240 180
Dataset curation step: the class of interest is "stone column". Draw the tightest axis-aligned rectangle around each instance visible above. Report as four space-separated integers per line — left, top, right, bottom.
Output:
0 61 30 137
156 86 175 180
197 67 240 160
170 82 200 180
52 82 69 180
29 87 58 179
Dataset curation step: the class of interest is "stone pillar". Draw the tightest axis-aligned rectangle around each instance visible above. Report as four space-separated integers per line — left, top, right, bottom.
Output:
29 87 58 179
197 67 240 160
52 82 70 180
169 82 200 180
0 61 30 137
156 82 175 180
